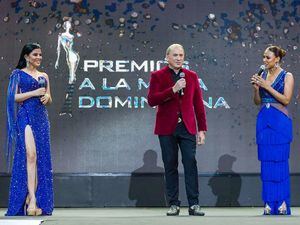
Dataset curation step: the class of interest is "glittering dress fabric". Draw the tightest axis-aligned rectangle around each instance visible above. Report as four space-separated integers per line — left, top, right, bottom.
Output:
256 70 292 215
6 70 53 216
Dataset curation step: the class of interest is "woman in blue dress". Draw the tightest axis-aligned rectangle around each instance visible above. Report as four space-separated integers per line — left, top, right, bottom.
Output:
251 45 294 215
6 43 53 216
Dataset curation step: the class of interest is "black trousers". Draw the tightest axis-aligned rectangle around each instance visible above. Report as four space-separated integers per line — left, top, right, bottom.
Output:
158 122 199 207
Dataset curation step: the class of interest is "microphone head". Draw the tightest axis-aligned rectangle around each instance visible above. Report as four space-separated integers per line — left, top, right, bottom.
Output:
260 65 265 70
179 72 185 78
38 76 47 88
258 65 265 76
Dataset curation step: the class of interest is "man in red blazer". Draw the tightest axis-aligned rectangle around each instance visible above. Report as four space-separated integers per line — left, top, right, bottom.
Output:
148 44 207 216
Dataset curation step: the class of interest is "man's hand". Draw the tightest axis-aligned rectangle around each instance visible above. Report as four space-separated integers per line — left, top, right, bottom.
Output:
172 78 186 93
197 131 206 145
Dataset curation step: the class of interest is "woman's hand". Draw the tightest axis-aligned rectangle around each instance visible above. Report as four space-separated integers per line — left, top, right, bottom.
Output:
40 93 50 105
32 88 46 97
251 74 259 91
251 74 270 90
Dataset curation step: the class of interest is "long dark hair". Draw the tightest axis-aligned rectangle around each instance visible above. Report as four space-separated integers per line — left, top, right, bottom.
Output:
16 43 41 69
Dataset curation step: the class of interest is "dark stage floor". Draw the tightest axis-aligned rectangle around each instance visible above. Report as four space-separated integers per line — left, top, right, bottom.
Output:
1 208 300 225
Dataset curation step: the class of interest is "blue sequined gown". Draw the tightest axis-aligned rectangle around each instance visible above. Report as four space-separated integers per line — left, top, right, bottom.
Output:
256 70 292 215
6 69 53 216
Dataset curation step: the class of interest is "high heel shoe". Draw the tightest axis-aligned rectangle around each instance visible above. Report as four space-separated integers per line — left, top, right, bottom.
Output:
26 207 36 216
25 196 36 216
35 207 42 216
26 196 41 216
263 204 271 215
278 202 287 215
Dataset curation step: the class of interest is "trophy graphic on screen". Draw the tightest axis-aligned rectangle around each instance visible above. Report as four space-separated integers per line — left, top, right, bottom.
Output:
55 18 80 117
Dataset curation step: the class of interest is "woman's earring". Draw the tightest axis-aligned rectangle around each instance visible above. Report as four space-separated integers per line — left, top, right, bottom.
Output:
275 62 279 68
26 60 30 68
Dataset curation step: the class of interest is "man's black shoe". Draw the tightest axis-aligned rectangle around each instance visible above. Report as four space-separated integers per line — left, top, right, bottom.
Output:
188 205 205 216
166 205 180 216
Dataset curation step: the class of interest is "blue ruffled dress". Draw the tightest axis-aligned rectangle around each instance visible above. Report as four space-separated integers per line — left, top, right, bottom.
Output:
6 69 53 216
256 70 292 215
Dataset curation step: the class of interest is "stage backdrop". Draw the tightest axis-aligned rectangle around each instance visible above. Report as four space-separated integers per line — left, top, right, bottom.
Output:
0 0 299 177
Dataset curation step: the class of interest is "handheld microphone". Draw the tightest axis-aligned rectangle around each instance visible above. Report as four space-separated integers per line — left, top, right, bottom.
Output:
38 76 47 88
38 76 47 97
179 72 185 96
257 65 265 76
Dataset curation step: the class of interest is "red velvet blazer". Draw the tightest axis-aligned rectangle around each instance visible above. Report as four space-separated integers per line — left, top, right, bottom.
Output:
148 66 207 135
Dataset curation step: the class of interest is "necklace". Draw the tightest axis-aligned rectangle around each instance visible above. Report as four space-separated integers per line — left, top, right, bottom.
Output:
268 66 280 76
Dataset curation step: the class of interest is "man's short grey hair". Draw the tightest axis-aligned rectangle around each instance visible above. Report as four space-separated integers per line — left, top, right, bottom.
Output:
166 44 184 55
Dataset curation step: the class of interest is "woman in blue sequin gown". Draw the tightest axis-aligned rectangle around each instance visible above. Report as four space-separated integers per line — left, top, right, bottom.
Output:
6 43 53 216
251 45 294 215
